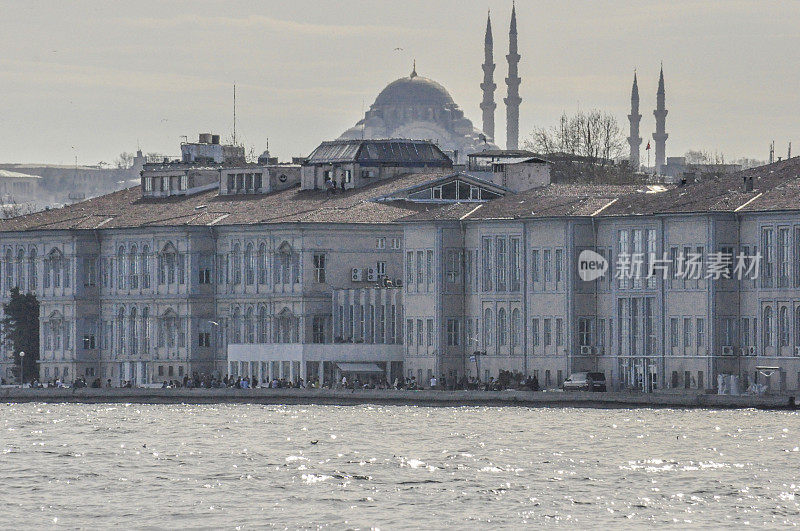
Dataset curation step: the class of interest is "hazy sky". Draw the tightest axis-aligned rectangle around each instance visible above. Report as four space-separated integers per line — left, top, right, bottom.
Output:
1 0 798 165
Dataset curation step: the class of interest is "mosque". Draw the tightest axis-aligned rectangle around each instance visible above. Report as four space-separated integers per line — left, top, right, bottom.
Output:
339 7 522 163
339 4 674 173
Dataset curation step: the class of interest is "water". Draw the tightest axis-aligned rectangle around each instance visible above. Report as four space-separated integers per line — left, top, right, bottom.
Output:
1 403 799 529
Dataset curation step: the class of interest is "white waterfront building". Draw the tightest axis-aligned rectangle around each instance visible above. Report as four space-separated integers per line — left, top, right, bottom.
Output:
2 136 800 394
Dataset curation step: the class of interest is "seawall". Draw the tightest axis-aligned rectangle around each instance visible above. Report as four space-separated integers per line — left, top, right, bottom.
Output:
1 387 797 410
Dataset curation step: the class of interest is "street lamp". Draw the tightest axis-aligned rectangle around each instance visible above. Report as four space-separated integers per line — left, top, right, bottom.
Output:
18 351 25 388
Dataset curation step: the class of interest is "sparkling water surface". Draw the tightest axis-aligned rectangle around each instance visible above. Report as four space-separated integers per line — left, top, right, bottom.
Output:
1 403 799 528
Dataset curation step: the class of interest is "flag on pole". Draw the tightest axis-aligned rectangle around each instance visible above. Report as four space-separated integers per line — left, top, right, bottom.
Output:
646 141 651 150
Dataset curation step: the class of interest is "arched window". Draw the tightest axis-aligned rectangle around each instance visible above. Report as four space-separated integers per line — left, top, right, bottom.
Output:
231 243 242 285
141 307 150 353
5 249 13 290
244 243 254 285
258 305 269 343
158 243 177 285
245 307 255 343
117 307 126 354
48 311 64 351
129 306 138 355
167 312 177 349
497 308 508 346
231 307 242 343
140 245 150 288
511 308 521 348
273 308 297 343
49 249 63 288
43 255 50 289
779 306 790 347
28 248 37 291
483 308 494 347
274 242 295 285
257 243 268 285
763 306 773 348
15 248 24 289
117 246 126 289
129 245 138 289
160 309 178 349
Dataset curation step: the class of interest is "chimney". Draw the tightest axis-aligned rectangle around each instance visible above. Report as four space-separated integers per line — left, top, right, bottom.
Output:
211 134 220 145
743 175 754 192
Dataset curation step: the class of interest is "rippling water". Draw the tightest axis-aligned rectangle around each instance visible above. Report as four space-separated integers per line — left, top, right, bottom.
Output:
1 403 799 528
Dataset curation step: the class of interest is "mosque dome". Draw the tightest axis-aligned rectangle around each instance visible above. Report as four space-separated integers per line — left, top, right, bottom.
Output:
373 69 455 108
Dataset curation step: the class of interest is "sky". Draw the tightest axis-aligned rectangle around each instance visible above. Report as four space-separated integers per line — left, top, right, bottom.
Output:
1 0 798 166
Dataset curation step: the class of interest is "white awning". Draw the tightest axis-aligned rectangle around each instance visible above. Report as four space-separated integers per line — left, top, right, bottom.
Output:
336 363 384 373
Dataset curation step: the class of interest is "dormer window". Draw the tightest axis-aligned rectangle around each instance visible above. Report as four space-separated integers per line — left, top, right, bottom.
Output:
144 177 153 192
254 173 263 190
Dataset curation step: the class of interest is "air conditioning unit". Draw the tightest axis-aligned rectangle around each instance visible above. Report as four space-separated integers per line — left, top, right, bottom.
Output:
366 268 377 282
394 278 403 287
594 346 603 356
721 346 734 356
351 268 363 282
747 346 757 356
795 346 800 357
579 345 592 356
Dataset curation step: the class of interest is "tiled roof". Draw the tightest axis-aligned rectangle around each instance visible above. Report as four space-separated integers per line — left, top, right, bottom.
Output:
0 172 452 233
400 184 656 222
403 158 800 222
602 156 800 216
306 139 452 166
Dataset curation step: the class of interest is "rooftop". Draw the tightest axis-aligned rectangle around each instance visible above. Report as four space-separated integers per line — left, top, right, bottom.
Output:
0 171 455 233
603 156 800 216
468 149 538 158
403 157 800 222
400 183 657 222
305 139 452 166
0 170 42 180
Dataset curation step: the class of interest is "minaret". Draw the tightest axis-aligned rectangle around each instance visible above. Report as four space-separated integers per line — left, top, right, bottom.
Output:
480 11 497 142
653 64 668 173
504 3 522 150
627 71 642 169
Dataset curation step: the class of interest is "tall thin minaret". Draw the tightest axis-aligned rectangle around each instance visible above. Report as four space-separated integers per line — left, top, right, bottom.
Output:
480 11 497 142
653 64 668 173
504 2 522 150
627 71 642 169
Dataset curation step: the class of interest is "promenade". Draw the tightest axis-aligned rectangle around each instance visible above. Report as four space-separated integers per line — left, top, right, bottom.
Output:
1 387 796 410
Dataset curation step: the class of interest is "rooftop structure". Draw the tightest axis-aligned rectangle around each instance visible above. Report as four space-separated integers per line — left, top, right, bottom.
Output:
301 139 452 191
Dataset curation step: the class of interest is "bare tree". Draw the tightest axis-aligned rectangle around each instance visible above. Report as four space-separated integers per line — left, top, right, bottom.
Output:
524 109 624 163
115 152 134 169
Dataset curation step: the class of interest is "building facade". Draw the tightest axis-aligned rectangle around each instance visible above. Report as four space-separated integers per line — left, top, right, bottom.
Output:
2 143 800 394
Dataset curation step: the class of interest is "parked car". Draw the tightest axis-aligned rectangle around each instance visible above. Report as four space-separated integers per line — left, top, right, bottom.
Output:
562 372 607 392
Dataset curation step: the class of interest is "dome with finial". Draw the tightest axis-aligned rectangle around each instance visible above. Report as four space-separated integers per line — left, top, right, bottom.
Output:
373 64 455 108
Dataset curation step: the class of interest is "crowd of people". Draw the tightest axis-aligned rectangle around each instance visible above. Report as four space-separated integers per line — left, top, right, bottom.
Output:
3 370 541 392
